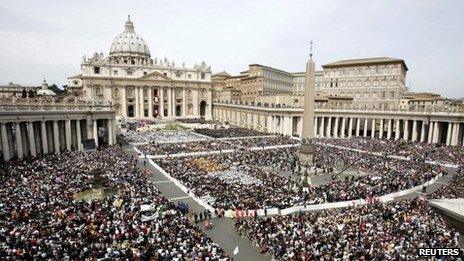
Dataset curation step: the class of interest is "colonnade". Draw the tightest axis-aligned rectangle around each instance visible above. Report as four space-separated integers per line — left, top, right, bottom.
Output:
0 118 116 161
212 104 464 146
314 116 462 145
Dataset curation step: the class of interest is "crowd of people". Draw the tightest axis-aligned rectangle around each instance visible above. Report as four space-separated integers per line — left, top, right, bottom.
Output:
316 137 464 165
138 136 299 156
0 147 229 260
122 130 207 144
235 199 460 260
156 145 444 210
194 127 266 139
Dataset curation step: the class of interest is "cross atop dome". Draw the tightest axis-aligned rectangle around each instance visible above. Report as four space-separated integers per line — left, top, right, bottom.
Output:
124 14 134 32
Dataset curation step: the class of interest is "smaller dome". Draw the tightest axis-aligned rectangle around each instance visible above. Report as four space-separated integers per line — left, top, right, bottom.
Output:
109 15 151 59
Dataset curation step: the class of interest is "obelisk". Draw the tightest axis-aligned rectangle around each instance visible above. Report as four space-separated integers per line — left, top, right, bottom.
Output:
298 42 316 171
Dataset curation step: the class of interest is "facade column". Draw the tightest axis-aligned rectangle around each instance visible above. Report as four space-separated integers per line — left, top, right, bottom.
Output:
76 120 82 150
356 118 361 137
15 122 23 159
348 117 353 138
333 117 339 138
108 119 114 145
394 119 401 140
120 87 127 118
371 118 376 139
379 119 384 139
427 121 434 143
319 117 325 138
27 122 36 157
314 117 318 137
1 123 11 161
206 89 213 120
432 121 440 144
93 120 99 148
268 115 274 133
420 121 426 142
403 120 409 141
148 87 153 118
363 118 368 137
193 89 199 116
341 117 347 138
171 88 176 117
387 119 392 140
134 87 139 118
53 121 60 154
167 88 172 117
65 120 72 151
182 88 187 117
326 117 332 137
139 87 145 118
411 120 418 141
159 87 164 117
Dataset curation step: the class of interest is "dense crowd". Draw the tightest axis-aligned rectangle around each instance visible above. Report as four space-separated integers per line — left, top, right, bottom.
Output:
157 146 443 210
0 147 229 260
122 130 207 144
316 137 464 165
194 127 266 138
138 136 299 156
235 200 460 260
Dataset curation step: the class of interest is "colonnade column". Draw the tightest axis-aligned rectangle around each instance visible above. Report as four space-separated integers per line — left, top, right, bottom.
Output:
356 118 361 137
411 120 418 142
341 117 346 138
148 87 153 118
167 88 172 117
348 117 353 138
452 123 460 146
363 118 368 137
1 123 10 161
53 121 60 154
432 121 439 143
403 120 409 141
40 121 48 154
27 122 36 157
427 122 434 143
420 121 426 142
333 117 339 138
65 120 72 151
394 119 400 140
14 122 23 159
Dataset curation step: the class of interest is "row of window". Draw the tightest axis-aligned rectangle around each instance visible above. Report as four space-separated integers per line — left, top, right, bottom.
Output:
93 66 206 80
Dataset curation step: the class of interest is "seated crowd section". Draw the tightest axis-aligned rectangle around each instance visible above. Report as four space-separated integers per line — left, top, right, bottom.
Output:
0 147 230 260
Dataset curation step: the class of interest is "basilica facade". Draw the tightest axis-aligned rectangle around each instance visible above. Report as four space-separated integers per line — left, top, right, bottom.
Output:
67 16 214 120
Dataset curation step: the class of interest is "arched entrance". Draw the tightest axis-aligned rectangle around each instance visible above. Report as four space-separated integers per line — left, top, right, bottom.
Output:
199 101 207 117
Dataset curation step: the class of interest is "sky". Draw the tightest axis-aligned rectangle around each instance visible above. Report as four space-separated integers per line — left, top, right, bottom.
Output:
0 0 463 98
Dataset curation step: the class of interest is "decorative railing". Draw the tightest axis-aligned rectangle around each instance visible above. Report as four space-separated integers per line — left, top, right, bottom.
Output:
0 98 113 112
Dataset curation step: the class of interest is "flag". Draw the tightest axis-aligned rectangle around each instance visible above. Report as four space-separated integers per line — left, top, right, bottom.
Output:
233 246 239 256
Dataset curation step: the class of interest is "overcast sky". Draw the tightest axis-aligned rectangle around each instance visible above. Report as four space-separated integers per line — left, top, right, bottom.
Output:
0 0 463 98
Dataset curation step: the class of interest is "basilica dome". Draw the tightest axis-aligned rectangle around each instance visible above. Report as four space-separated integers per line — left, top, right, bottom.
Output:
109 16 151 60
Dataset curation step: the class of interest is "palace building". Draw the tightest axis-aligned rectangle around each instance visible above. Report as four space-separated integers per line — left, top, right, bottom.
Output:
67 16 214 120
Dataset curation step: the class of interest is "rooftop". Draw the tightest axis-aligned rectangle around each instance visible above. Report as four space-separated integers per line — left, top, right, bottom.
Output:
323 57 408 71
